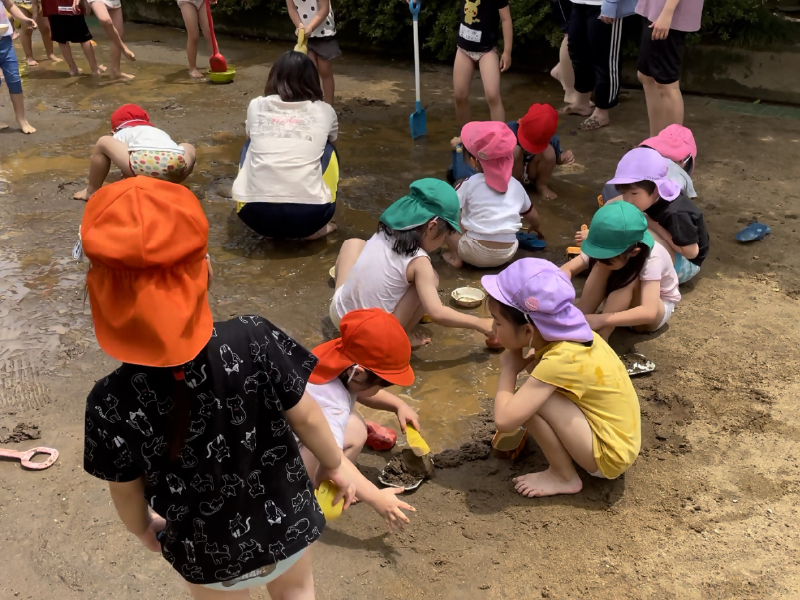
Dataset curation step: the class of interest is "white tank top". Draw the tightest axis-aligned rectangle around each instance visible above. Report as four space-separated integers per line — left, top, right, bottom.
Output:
333 231 429 320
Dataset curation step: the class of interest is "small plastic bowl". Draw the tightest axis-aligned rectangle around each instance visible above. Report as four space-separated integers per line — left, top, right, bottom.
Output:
208 67 236 84
451 287 485 309
329 266 336 280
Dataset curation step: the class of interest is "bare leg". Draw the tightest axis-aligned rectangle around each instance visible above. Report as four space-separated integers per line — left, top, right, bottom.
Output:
576 262 611 315
393 284 430 348
653 80 684 136
74 136 134 200
35 15 59 60
628 281 666 334
513 390 598 498
266 546 315 600
511 145 524 182
313 53 335 106
59 43 82 75
10 93 35 134
92 2 134 79
638 71 661 138
18 6 38 65
343 412 367 463
453 50 475 127
443 231 463 268
594 279 636 340
556 35 577 104
79 41 105 75
180 2 203 78
333 238 365 290
178 143 197 179
530 145 557 200
478 50 504 122
303 222 337 241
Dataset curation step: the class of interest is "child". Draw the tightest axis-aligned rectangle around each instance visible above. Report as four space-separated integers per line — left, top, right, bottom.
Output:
561 201 680 339
453 0 513 125
81 177 357 596
16 0 61 66
444 121 536 269
0 0 36 133
484 258 641 497
286 0 339 105
40 0 104 76
302 308 419 532
332 178 494 347
87 0 135 80
607 147 708 284
177 0 214 79
74 104 196 201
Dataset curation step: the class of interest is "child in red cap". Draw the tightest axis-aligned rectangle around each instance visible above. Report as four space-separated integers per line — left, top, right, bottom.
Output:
444 121 540 269
302 308 418 532
74 103 196 201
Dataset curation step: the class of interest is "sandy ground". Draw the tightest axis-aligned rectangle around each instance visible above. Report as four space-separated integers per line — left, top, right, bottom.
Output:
2 22 800 600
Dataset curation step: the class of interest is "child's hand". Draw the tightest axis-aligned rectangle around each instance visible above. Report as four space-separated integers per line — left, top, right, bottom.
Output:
584 313 607 329
23 16 37 29
395 403 420 433
136 512 167 553
558 150 575 166
373 487 415 533
315 465 357 510
650 10 673 40
500 52 512 72
450 136 462 150
575 227 588 244
476 317 494 338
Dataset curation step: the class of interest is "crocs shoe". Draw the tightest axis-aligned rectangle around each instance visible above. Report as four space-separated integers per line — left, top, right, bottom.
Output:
365 421 397 451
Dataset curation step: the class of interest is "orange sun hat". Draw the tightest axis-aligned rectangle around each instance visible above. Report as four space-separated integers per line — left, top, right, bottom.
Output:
80 177 213 367
309 309 414 386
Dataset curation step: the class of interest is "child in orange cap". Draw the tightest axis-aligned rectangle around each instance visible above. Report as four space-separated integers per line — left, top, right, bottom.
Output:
444 121 540 269
80 177 358 597
74 103 196 201
301 308 418 532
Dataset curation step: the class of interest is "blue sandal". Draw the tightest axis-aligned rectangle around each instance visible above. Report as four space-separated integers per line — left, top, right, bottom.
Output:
736 222 771 243
516 231 547 251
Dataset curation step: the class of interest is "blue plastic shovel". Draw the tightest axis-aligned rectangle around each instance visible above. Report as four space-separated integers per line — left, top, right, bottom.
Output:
409 0 426 139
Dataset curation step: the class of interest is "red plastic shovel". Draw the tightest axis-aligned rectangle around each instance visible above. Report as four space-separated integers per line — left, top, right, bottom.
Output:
204 0 227 73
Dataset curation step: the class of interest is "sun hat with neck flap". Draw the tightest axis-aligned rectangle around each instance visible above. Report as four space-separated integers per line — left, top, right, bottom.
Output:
580 201 654 260
111 103 155 133
482 258 593 344
309 308 414 386
80 176 213 368
606 147 681 201
640 124 697 168
461 121 517 193
380 178 461 233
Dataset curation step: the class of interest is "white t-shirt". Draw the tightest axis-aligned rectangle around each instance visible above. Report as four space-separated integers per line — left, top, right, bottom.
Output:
113 126 184 154
456 174 531 243
570 0 603 6
294 0 336 37
304 379 354 448
332 231 429 320
232 95 338 205
0 9 12 38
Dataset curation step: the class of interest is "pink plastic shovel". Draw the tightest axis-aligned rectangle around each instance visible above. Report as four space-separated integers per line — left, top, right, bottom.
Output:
0 447 59 470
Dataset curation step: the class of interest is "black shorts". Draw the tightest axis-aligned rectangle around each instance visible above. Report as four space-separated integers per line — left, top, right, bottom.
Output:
237 201 336 239
551 0 572 33
48 15 93 45
637 22 687 85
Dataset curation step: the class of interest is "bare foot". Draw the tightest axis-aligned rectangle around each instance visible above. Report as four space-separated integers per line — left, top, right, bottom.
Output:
558 150 575 166
513 468 583 498
579 116 609 132
17 119 36 134
73 188 89 201
47 54 63 63
111 71 136 81
188 68 204 79
536 183 557 201
0 121 8 130
558 104 592 117
303 222 338 241
69 67 83 76
122 44 136 61
442 251 463 268
12 31 19 40
26 57 39 67
94 65 108 75
408 327 432 349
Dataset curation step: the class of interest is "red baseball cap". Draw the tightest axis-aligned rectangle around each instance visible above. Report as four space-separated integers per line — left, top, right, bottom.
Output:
309 309 414 386
517 104 558 155
111 104 154 132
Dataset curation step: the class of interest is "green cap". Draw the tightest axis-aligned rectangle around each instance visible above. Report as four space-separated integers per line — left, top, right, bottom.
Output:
380 179 461 233
581 201 654 260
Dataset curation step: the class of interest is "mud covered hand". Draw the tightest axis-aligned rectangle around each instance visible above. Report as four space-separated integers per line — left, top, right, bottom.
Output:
396 403 420 433
375 488 416 533
315 465 356 510
138 513 167 553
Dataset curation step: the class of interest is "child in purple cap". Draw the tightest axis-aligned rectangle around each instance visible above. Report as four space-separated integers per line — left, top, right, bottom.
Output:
607 147 708 284
444 121 541 270
483 258 641 497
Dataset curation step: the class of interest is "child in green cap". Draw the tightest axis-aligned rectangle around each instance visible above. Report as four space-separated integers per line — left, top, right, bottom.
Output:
561 201 681 340
331 178 494 347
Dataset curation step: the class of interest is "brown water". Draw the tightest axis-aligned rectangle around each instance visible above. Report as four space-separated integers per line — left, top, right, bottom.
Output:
1 22 606 450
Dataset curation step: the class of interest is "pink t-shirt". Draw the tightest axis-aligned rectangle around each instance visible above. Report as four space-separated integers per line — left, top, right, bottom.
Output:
636 0 704 32
640 241 681 304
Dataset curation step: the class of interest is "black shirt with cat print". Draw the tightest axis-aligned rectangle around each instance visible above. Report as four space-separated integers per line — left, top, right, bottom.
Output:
456 0 509 53
83 316 325 586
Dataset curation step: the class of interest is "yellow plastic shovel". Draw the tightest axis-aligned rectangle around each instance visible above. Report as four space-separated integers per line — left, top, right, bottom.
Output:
401 424 434 478
294 29 308 54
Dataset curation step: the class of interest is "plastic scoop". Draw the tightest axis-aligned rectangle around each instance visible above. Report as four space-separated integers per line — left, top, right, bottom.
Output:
315 480 343 520
204 0 227 73
294 29 308 54
401 425 434 478
0 446 59 470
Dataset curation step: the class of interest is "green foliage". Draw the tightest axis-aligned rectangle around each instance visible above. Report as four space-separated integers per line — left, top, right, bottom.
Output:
700 0 797 45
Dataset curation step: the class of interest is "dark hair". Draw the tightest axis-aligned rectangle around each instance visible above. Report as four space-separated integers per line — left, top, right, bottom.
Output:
590 242 652 295
264 51 323 102
167 371 192 460
337 367 392 389
377 219 454 257
683 156 695 175
615 180 657 195
487 296 530 329
461 146 483 172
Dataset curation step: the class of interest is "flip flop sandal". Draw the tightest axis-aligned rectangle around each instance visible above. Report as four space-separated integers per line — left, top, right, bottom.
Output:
365 420 397 451
736 222 771 243
579 117 608 132
516 231 547 251
621 353 656 377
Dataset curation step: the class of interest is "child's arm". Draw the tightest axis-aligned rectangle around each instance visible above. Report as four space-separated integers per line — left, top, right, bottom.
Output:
30 0 40 21
284 0 303 30
646 216 699 259
585 279 662 334
339 457 415 532
108 478 166 553
499 6 513 72
286 391 357 507
3 0 36 26
302 0 330 35
651 0 680 39
410 259 494 336
494 349 556 432
560 254 588 280
356 389 420 432
521 205 543 237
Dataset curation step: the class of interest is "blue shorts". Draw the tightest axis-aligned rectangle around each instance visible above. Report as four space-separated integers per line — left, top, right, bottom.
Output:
203 548 307 591
0 36 23 95
675 253 701 284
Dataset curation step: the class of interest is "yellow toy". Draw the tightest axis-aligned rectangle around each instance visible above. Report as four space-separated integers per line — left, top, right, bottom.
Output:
294 29 308 54
315 480 344 520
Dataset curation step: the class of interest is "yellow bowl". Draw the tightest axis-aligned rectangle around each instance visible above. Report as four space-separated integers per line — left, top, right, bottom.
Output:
315 480 343 520
208 67 236 84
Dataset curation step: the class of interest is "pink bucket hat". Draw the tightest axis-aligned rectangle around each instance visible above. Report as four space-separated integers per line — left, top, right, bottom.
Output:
606 148 681 201
482 258 594 344
461 121 517 193
640 124 697 166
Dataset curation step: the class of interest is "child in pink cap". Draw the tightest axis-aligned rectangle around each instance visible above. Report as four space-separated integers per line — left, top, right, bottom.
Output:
443 121 541 269
483 258 641 497
639 123 697 198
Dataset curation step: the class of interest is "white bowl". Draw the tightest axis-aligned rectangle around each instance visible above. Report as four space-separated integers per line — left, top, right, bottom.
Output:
451 287 485 308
